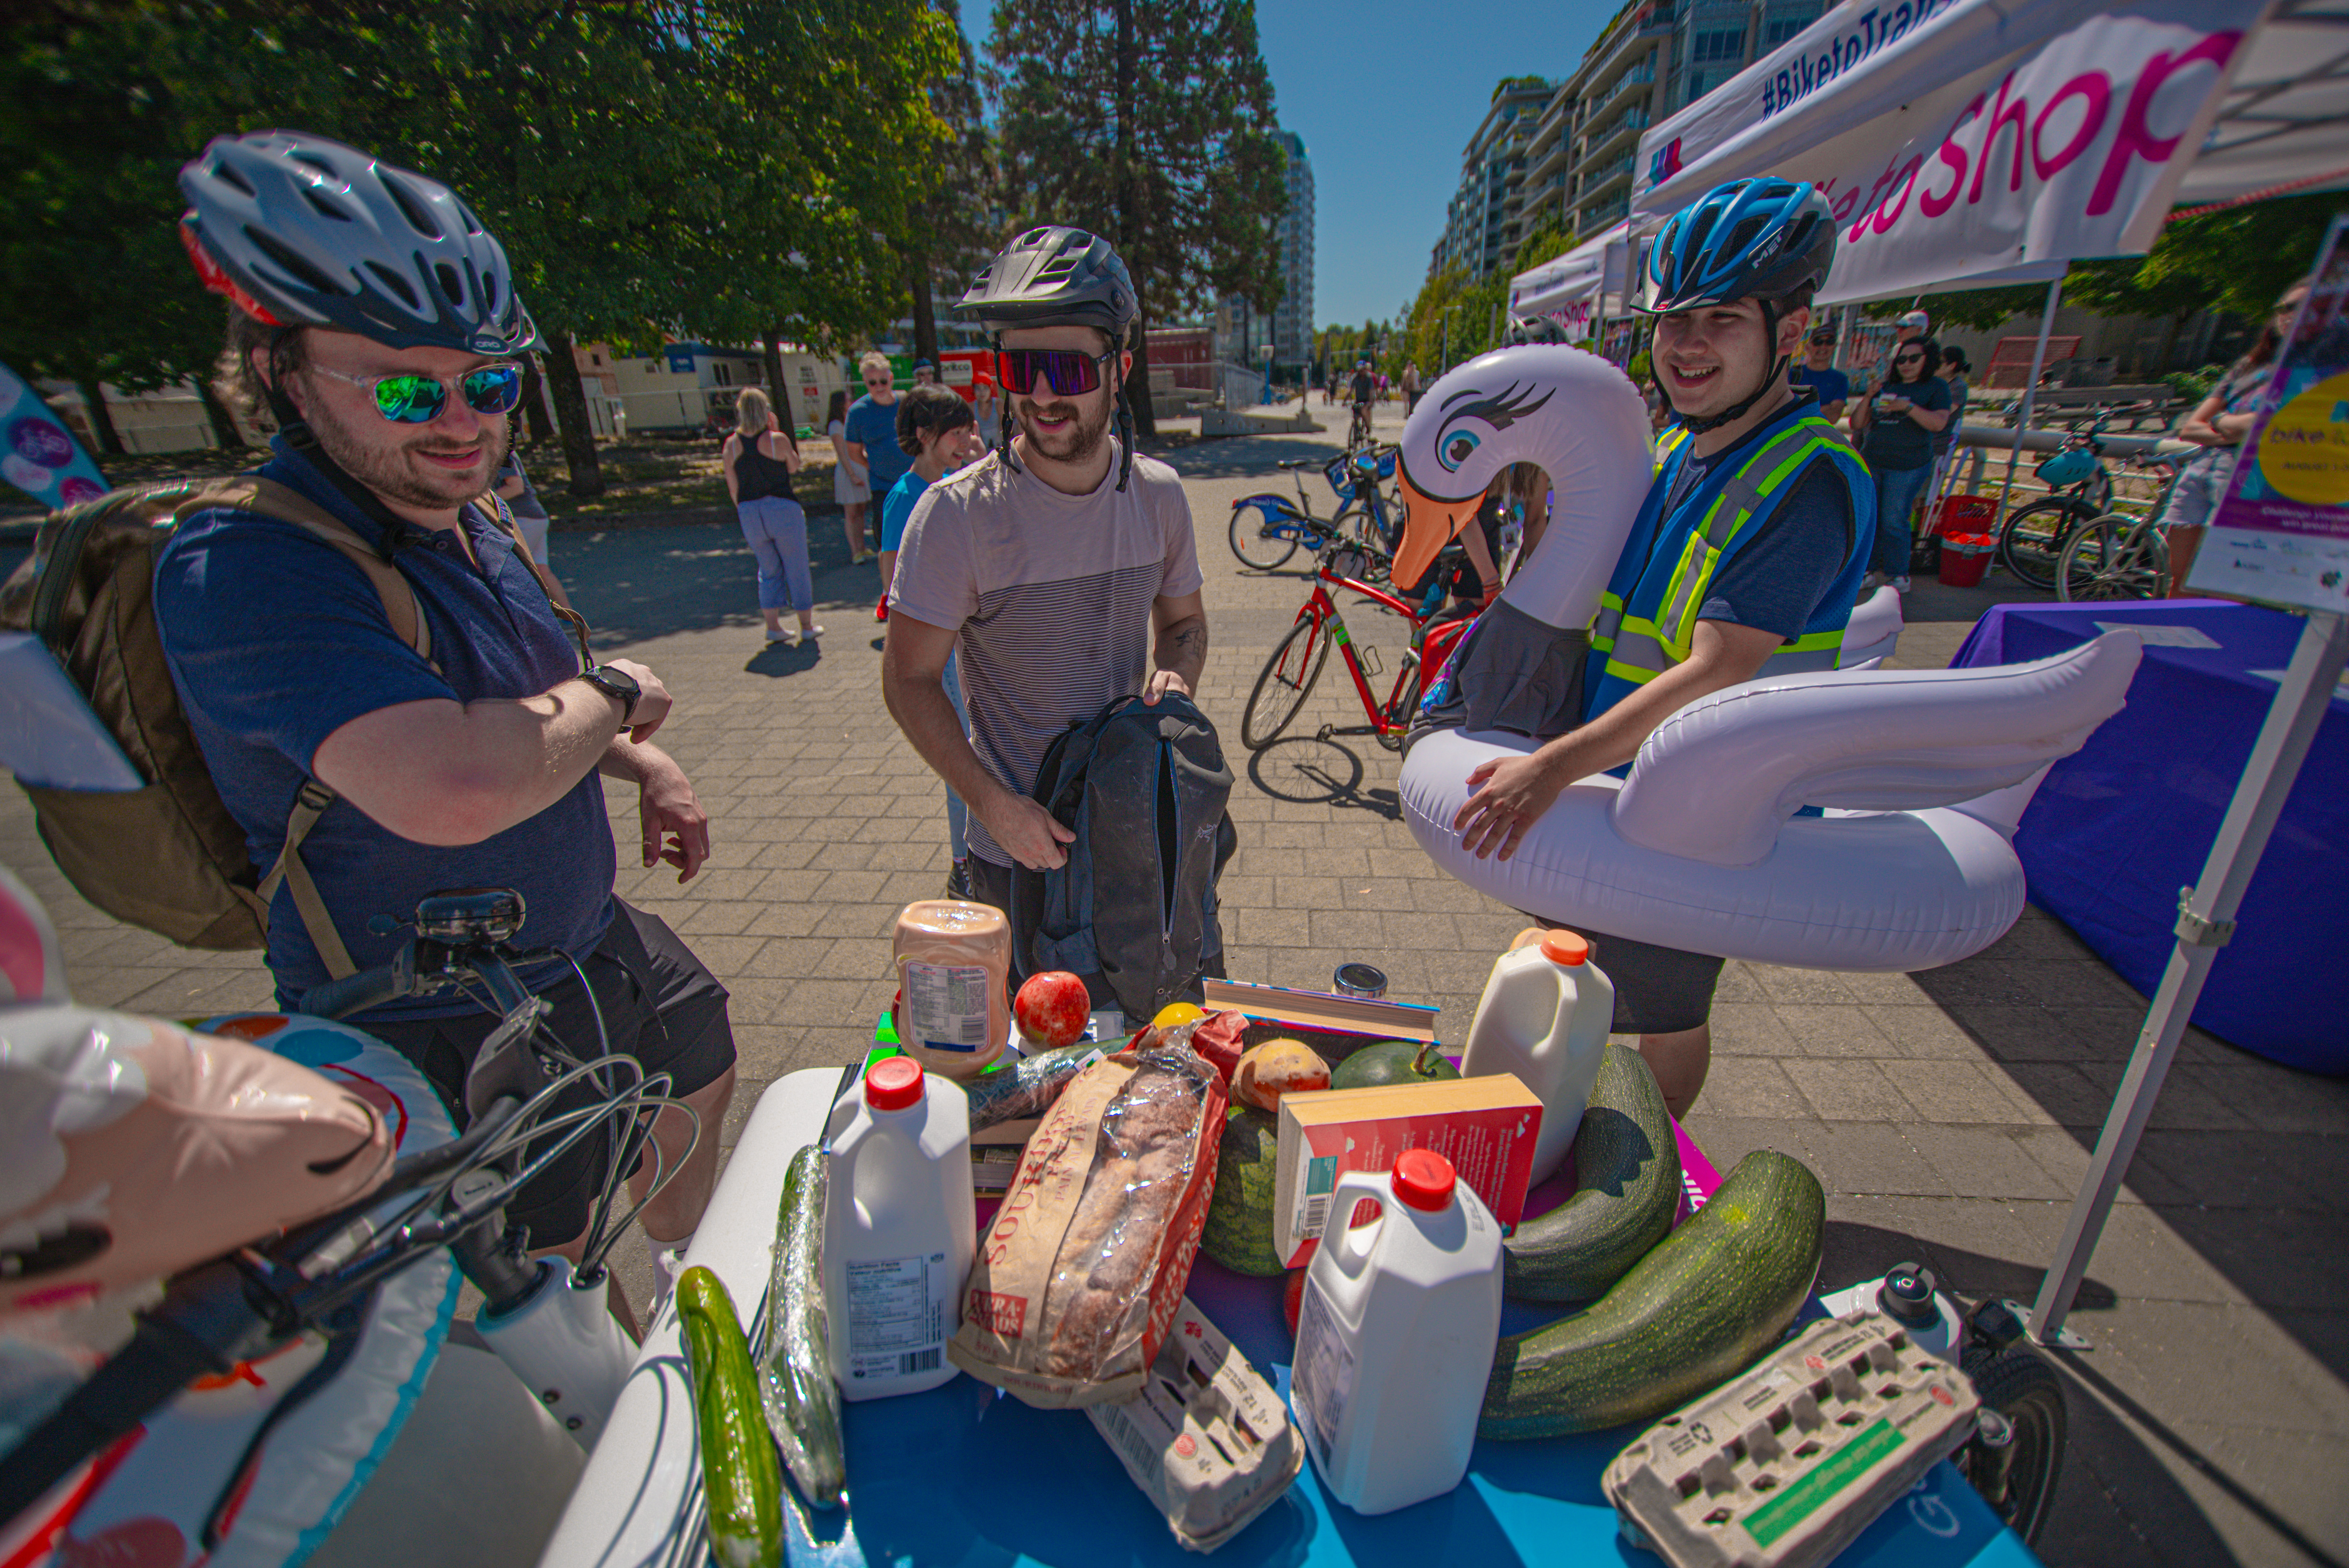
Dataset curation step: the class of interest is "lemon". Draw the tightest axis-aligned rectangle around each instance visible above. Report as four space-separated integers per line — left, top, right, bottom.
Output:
1152 1001 1207 1028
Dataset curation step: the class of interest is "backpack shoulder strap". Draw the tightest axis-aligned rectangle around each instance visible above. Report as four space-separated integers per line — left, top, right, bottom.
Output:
475 489 593 674
179 478 434 668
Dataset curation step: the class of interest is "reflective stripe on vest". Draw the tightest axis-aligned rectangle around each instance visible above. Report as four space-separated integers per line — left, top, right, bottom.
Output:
1599 417 1857 689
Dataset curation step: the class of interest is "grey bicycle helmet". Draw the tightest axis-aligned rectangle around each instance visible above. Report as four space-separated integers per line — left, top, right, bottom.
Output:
955 226 1142 488
955 226 1137 338
1503 313 1570 346
178 130 538 357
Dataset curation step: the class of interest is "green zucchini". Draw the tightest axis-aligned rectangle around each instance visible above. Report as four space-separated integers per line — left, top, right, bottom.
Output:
760 1145 846 1508
1479 1148 1825 1441
679 1265 785 1568
1502 1043 1681 1303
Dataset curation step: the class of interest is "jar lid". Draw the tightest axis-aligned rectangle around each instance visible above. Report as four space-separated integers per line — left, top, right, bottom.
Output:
1392 1148 1456 1212
866 1055 924 1111
1539 930 1589 967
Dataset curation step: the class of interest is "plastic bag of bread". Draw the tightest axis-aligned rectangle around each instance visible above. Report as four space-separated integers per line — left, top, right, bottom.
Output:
949 1043 1226 1407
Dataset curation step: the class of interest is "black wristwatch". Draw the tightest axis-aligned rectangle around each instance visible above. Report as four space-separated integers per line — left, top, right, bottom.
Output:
581 664 640 725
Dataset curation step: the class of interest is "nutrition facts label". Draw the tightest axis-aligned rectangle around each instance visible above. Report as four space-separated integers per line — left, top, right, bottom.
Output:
844 1254 948 1381
904 961 990 1049
1290 1282 1356 1464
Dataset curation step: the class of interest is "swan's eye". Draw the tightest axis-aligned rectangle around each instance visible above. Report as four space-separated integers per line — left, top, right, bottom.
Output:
1439 429 1481 472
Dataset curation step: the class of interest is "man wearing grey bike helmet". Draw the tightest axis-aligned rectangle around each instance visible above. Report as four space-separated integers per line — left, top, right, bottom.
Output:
882 226 1210 916
159 131 736 1323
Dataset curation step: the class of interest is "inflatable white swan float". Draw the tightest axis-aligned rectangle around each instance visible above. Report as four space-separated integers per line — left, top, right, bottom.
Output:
1390 345 2142 972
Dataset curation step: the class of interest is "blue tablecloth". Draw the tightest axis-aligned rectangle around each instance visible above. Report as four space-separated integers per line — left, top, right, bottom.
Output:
1951 600 2349 1074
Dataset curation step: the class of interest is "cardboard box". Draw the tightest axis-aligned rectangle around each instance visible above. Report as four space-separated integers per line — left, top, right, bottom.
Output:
1085 1296 1303 1553
1273 1075 1542 1267
1201 978 1438 1066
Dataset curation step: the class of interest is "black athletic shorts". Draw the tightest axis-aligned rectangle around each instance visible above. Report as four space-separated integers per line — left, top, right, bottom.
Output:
1536 919 1726 1036
363 899 734 1247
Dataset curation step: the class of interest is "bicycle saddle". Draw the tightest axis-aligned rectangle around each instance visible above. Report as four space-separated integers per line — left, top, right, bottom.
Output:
0 871 390 1317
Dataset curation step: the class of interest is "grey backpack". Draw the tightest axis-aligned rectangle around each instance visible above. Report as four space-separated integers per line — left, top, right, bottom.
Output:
1008 692 1238 1023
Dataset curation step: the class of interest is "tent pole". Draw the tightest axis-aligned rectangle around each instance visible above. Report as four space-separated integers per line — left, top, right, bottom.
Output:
2029 609 2349 1346
1995 279 2064 534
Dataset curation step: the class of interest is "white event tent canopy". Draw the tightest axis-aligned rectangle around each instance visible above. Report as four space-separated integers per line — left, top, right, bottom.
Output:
1507 221 1632 339
1627 0 2349 1349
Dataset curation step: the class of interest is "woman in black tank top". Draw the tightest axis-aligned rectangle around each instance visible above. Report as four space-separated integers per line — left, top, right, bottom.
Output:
723 389 818 644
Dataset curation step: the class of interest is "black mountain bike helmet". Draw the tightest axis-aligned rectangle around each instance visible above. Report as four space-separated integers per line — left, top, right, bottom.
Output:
179 130 538 358
1634 178 1837 434
955 226 1141 488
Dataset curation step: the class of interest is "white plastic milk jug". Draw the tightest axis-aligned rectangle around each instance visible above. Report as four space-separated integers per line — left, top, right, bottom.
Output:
822 1056 974 1400
1290 1150 1503 1515
1460 930 1615 1186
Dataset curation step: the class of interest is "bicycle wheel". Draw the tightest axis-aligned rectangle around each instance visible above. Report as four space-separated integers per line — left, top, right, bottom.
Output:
2057 514 2168 602
1959 1346 2067 1548
1998 496 2097 589
1242 616 1332 749
1228 503 1299 571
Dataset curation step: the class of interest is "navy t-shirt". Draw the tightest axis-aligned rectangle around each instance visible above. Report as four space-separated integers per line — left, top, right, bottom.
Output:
153 438 616 1019
845 394 912 497
1859 374 1951 472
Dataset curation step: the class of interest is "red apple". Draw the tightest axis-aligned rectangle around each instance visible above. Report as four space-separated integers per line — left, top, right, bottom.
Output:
1014 970 1090 1049
1283 1268 1307 1337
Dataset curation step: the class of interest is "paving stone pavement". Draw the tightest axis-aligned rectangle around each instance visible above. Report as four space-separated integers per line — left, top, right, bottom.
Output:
7 399 2345 1566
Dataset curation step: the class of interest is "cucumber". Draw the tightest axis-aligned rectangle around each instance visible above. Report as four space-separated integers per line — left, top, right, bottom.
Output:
966 1043 1099 1131
1479 1149 1825 1441
679 1265 785 1568
1502 1043 1681 1304
760 1145 846 1508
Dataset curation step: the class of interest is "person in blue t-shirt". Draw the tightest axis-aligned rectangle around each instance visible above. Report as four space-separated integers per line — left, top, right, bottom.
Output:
164 131 734 1329
880 384 990 897
842 351 912 498
1452 178 1872 1119
1787 326 1849 421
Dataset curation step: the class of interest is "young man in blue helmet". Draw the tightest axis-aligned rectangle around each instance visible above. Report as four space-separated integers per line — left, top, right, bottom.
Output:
1453 178 1876 1117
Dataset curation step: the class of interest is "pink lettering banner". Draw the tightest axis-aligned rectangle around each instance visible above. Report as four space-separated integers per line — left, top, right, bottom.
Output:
1633 0 2274 304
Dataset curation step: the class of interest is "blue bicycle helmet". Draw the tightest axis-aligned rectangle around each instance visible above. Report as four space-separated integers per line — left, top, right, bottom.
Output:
1637 177 1835 314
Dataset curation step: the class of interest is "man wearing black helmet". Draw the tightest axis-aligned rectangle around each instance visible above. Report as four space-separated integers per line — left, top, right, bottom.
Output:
157 132 736 1321
1452 178 1875 1118
881 227 1209 915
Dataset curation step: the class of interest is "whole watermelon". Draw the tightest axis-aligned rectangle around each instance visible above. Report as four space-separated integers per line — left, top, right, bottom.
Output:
1200 1105 1285 1275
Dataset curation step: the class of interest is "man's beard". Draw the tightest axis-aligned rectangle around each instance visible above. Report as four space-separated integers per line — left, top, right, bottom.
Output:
302 390 509 511
1015 392 1113 465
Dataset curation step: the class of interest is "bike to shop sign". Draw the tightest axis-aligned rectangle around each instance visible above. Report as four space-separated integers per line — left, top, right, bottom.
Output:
2190 214 2349 616
1634 0 2269 305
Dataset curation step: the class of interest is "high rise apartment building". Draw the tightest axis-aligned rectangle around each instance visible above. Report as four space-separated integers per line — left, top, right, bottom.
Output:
1434 78 1556 281
1217 127 1314 372
1514 0 1824 263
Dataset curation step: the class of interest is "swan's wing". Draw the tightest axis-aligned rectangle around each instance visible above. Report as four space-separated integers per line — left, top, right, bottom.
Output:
1613 631 2144 866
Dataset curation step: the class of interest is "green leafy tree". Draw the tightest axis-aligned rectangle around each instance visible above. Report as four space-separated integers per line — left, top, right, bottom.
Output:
987 0 1287 440
901 4 1000 368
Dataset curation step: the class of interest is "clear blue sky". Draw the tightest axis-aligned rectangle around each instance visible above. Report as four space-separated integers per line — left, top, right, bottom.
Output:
1253 0 1618 329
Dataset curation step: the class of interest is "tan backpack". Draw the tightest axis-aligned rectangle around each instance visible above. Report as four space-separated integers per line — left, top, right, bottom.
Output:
0 477 576 977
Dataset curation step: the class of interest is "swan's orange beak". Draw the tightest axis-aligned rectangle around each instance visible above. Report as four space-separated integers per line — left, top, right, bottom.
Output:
1393 469 1486 591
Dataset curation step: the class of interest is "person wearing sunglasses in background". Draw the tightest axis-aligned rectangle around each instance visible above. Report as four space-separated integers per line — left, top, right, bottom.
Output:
842 350 913 537
1851 332 1950 593
882 226 1209 918
157 131 735 1331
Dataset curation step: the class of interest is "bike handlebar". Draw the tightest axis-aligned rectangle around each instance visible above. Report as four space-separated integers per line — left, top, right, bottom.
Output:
304 965 404 1021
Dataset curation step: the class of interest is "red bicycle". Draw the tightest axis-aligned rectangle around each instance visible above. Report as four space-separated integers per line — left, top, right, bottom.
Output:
1241 538 1477 753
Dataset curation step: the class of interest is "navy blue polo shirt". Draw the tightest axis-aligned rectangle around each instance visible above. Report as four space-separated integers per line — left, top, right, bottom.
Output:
154 436 616 1018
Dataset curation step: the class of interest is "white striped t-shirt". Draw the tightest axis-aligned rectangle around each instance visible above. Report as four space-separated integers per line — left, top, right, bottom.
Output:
888 443 1204 867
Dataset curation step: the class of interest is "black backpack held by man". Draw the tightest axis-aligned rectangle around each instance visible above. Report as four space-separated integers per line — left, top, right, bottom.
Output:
1008 691 1239 1024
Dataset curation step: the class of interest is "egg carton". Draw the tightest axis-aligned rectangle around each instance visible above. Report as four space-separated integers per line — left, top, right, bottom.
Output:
1085 1295 1303 1553
1605 1311 1982 1568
